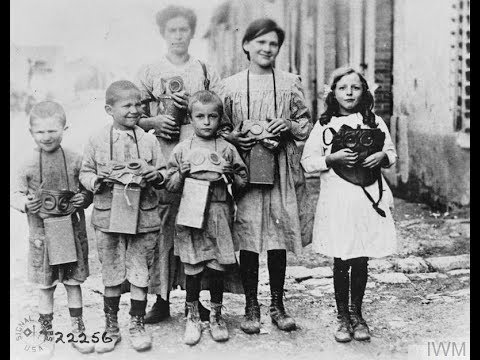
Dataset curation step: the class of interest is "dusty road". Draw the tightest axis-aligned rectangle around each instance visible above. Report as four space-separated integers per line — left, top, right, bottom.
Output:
10 99 470 359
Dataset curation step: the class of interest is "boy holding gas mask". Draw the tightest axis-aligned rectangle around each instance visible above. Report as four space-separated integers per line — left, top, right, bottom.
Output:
11 101 94 355
79 81 166 353
166 90 247 345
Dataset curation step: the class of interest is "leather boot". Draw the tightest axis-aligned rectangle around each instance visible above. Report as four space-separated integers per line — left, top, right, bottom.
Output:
144 296 170 324
129 315 152 351
350 304 371 341
184 301 211 322
209 302 229 342
270 290 296 331
184 301 202 345
240 290 261 334
334 312 353 343
70 316 94 354
95 311 121 353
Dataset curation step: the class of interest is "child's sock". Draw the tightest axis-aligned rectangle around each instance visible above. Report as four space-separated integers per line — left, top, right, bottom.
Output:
186 273 202 303
69 307 82 318
267 249 287 294
333 258 350 315
104 296 120 313
207 268 224 304
239 250 259 296
129 300 147 317
350 257 369 312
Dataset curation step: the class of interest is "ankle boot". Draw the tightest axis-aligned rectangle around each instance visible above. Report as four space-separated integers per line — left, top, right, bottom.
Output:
334 311 353 343
209 302 229 342
95 311 121 353
270 290 296 331
145 296 170 324
350 304 370 341
70 316 94 354
240 290 261 334
184 300 211 322
38 313 55 354
129 315 152 351
184 301 202 345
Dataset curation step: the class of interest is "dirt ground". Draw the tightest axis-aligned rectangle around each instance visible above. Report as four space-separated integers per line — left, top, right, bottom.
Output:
10 102 470 360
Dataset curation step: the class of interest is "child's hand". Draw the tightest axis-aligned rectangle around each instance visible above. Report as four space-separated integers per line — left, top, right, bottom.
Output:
97 168 111 181
327 149 359 168
179 161 191 177
71 193 87 208
152 114 180 140
221 163 233 175
25 195 42 213
142 165 162 183
362 151 386 168
170 90 189 110
266 118 292 135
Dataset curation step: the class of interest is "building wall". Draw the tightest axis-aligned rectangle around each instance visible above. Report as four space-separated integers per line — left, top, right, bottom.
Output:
390 0 470 208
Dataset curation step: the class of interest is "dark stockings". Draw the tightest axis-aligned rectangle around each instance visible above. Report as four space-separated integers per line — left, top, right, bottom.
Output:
333 257 369 316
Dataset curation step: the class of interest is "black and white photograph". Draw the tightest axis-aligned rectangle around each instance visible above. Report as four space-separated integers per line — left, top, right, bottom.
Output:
10 0 470 359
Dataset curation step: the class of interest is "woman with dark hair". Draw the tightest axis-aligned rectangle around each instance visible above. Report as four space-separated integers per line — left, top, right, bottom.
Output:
135 5 228 325
222 18 313 334
301 66 397 342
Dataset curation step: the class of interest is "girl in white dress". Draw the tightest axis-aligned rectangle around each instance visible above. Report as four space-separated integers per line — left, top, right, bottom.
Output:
301 67 397 343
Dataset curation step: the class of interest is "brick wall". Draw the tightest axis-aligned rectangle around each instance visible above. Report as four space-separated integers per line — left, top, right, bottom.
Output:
374 0 394 124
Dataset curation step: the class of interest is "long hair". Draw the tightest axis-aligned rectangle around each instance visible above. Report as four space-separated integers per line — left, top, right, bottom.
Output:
319 67 377 128
241 18 285 60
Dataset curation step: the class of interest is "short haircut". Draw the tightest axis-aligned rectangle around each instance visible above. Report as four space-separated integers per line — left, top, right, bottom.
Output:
242 18 285 60
187 90 224 119
156 5 197 36
29 101 66 127
105 80 140 106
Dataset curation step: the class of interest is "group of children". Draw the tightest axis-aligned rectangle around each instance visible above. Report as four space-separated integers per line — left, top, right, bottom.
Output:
12 15 397 356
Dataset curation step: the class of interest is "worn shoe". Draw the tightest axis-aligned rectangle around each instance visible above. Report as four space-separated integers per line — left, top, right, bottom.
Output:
270 290 296 332
334 313 353 343
209 302 229 342
240 296 261 334
145 296 170 324
70 316 94 354
350 305 371 341
184 301 202 345
95 311 121 353
184 300 210 322
129 315 152 351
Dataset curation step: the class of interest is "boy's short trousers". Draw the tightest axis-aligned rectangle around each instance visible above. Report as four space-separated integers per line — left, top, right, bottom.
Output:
183 259 226 276
95 230 158 288
37 278 83 290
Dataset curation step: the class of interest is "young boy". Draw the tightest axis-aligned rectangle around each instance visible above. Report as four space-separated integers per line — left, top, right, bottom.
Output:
166 90 247 345
11 101 94 354
80 80 166 353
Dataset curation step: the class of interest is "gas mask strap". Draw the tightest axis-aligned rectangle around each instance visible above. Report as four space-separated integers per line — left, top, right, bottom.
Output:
247 67 277 119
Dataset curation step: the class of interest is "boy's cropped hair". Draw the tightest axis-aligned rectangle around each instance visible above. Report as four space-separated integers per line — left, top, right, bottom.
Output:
187 90 224 119
105 80 140 106
156 5 197 36
29 101 66 126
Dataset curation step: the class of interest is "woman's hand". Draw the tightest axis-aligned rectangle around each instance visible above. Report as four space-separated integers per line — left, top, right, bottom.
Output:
224 122 256 152
326 149 359 168
266 118 292 135
170 90 189 110
150 114 180 140
362 151 387 168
